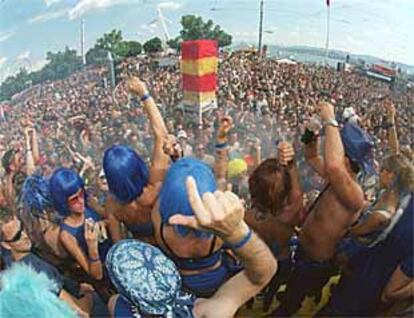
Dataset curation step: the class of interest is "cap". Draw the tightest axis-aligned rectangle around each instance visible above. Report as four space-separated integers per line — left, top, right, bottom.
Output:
177 130 187 139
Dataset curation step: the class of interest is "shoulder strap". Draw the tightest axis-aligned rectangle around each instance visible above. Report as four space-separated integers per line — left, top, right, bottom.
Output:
368 194 412 248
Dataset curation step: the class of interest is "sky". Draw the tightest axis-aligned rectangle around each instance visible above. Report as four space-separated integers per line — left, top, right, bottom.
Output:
0 0 413 81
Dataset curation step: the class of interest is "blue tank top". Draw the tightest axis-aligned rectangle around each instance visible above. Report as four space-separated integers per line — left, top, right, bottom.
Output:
60 207 112 262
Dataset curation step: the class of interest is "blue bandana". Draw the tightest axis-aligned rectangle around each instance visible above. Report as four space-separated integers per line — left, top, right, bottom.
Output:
340 122 376 177
106 240 195 317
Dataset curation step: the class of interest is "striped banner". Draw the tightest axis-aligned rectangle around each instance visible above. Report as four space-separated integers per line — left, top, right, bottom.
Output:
181 40 218 112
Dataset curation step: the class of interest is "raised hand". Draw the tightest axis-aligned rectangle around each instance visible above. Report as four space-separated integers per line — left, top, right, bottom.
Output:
163 134 183 161
385 101 396 121
217 116 233 141
126 76 148 98
84 219 98 249
278 141 295 166
316 101 335 122
169 176 248 240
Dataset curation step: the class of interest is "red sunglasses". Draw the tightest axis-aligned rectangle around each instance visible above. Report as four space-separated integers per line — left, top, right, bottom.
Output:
67 188 85 205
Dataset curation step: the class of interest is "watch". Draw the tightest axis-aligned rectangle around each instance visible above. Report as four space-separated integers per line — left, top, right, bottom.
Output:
323 118 339 128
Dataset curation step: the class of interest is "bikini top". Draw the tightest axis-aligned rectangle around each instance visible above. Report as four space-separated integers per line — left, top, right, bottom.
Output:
159 222 221 271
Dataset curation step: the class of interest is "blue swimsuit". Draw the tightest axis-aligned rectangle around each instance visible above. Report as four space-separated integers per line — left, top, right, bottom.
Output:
60 207 112 262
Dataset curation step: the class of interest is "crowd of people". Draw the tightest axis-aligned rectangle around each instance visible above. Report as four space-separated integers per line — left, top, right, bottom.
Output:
0 50 413 317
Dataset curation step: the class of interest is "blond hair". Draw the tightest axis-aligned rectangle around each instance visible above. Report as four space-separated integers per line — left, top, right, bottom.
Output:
383 154 414 192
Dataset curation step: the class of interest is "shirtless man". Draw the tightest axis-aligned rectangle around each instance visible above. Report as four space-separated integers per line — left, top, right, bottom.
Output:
274 101 367 316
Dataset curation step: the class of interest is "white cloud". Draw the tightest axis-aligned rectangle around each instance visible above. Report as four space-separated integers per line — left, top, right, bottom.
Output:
44 0 62 6
158 2 182 11
31 59 48 72
28 8 69 24
68 0 133 20
0 57 7 68
17 51 31 60
0 31 14 43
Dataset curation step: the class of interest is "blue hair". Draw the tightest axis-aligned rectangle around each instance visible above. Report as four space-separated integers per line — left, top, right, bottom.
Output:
159 158 217 238
103 144 149 204
49 168 84 218
19 175 52 217
0 264 77 318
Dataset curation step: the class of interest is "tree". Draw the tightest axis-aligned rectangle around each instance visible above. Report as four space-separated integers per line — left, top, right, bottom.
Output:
85 47 108 65
40 47 82 81
176 15 232 47
0 68 31 101
167 38 181 51
124 41 142 56
0 47 82 101
143 37 163 54
96 29 124 52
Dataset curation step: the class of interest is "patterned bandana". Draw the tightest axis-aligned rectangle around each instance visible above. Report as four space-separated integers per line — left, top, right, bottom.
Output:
106 239 194 317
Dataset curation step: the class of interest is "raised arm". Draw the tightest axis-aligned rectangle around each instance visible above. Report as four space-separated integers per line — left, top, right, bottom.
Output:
214 116 232 190
29 127 40 163
318 102 364 212
278 142 303 221
126 77 169 185
24 127 36 176
303 137 325 177
59 222 103 280
169 177 277 318
384 101 399 155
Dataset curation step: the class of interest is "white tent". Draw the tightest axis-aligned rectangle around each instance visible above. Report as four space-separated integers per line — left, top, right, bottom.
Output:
276 58 297 65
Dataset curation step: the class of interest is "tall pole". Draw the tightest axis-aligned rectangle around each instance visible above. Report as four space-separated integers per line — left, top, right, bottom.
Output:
324 3 331 64
258 0 264 57
81 18 86 65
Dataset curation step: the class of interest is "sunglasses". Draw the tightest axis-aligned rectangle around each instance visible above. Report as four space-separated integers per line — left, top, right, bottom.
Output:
68 188 85 205
3 221 24 243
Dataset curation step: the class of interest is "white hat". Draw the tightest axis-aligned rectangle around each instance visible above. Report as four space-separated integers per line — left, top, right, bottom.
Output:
177 130 187 139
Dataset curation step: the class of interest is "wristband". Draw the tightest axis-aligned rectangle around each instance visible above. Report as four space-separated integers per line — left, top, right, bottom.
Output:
215 142 228 149
89 256 101 263
140 93 151 102
229 228 253 250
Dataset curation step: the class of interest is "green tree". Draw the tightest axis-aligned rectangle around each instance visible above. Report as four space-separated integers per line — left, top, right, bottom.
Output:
167 38 181 51
177 15 232 47
85 47 108 65
125 41 142 56
0 46 82 101
96 29 124 52
0 68 31 101
143 37 163 54
40 46 82 81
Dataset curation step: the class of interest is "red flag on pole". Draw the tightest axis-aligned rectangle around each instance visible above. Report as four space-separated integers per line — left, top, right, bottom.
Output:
326 0 330 6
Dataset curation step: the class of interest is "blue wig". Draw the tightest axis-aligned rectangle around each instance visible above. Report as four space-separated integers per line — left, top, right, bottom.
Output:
0 264 77 318
103 144 149 204
49 168 84 218
19 175 52 217
159 158 217 238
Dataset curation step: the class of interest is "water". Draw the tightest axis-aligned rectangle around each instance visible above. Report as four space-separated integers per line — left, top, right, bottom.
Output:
268 49 343 68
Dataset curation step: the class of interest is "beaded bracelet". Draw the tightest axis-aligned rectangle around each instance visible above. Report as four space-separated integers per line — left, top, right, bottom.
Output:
229 228 253 250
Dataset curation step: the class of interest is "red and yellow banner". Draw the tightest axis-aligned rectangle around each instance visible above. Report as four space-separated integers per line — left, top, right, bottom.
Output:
181 40 218 108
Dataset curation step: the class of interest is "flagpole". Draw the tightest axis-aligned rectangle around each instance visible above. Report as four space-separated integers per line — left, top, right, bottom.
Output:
324 2 331 64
